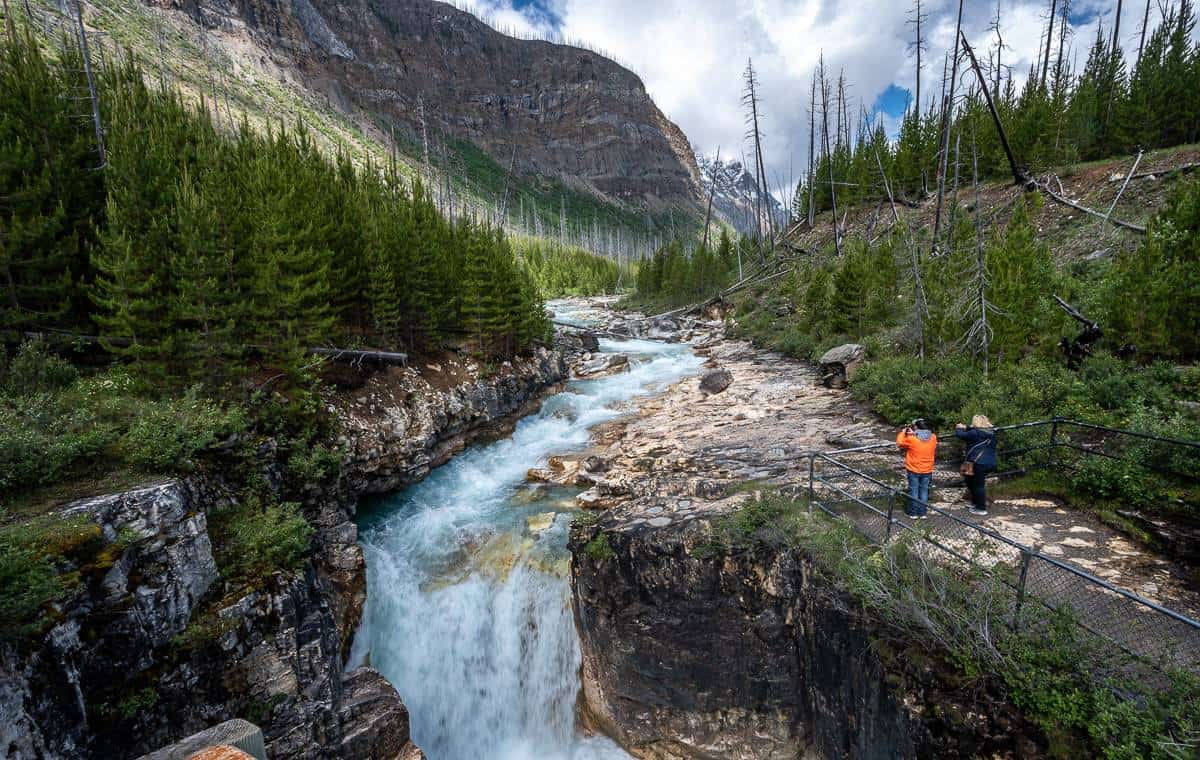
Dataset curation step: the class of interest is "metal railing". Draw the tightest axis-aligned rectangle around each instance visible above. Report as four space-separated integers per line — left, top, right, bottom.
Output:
798 417 1200 672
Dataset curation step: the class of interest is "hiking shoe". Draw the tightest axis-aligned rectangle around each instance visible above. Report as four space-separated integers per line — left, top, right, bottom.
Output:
968 507 988 516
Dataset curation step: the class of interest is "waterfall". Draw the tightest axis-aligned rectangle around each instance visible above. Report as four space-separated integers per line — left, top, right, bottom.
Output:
349 302 703 760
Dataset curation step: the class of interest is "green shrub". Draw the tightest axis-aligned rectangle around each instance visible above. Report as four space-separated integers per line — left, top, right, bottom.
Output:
584 532 615 561
1105 178 1200 360
0 340 78 397
212 498 313 585
0 514 104 641
0 394 119 492
119 386 246 473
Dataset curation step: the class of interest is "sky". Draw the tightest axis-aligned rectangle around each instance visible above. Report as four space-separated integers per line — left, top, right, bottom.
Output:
455 0 1188 199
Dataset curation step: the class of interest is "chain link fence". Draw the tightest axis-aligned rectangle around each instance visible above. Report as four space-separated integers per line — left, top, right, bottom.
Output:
801 418 1200 672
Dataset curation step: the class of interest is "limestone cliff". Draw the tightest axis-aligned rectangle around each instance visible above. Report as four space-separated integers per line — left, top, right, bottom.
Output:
162 0 703 210
570 518 1044 759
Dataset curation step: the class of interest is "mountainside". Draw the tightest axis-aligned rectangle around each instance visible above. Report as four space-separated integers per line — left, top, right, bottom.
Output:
696 152 785 236
157 0 703 214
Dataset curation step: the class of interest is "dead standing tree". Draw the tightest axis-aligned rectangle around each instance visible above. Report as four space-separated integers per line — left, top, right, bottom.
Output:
932 0 965 252
807 70 818 228
907 0 927 118
960 123 1004 375
1042 0 1059 87
742 59 773 261
72 0 106 167
702 146 721 251
817 53 842 256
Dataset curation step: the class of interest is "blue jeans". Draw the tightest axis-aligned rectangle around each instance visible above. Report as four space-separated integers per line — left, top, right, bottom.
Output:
906 471 930 516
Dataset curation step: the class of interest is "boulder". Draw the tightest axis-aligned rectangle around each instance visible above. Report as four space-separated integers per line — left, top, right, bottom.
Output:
575 353 630 378
699 368 733 395
579 332 601 353
818 343 866 388
338 667 424 760
581 455 607 473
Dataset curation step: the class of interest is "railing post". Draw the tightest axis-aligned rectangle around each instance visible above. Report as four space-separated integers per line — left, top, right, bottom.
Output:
1049 417 1061 469
885 491 895 540
807 453 816 515
1012 548 1033 631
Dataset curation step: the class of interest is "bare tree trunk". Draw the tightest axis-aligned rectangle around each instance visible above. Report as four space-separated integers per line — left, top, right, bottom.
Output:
702 147 720 250
932 0 963 250
818 55 841 256
972 128 989 377
499 144 517 222
1055 0 1072 84
1042 0 1058 86
743 59 772 260
807 72 817 227
991 0 1004 99
1111 0 1124 57
1136 0 1151 66
910 0 924 115
418 96 431 182
72 0 106 167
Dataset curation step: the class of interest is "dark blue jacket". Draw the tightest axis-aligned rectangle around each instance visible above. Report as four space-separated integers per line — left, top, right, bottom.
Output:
956 427 998 470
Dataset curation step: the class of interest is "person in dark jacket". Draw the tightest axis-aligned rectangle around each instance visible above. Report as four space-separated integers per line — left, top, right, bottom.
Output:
955 415 997 516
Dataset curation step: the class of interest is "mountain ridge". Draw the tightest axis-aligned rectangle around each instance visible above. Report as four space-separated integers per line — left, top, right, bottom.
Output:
160 0 705 217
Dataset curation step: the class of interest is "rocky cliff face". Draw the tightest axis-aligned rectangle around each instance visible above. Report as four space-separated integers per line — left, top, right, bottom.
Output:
165 0 702 209
695 153 786 237
570 518 1042 759
1 349 568 759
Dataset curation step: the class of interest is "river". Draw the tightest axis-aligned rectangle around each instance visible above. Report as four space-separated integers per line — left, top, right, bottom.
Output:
348 301 704 760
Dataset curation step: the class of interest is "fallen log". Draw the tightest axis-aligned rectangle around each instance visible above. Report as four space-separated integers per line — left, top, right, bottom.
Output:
1037 181 1147 234
1122 161 1200 181
16 331 408 366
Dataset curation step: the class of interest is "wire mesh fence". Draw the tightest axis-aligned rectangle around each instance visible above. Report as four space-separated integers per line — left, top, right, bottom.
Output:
803 417 1200 673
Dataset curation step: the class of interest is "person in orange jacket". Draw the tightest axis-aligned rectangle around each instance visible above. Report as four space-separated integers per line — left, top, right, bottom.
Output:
896 419 937 519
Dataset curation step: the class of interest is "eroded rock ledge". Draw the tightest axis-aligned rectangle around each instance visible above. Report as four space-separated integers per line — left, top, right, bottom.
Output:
570 518 1042 759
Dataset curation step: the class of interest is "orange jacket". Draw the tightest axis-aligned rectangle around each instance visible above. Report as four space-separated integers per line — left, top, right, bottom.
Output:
896 429 938 474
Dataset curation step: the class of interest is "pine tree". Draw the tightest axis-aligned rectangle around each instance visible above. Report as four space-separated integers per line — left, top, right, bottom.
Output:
170 174 239 379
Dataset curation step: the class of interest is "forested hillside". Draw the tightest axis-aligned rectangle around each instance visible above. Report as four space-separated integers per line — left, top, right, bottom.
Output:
0 18 647 517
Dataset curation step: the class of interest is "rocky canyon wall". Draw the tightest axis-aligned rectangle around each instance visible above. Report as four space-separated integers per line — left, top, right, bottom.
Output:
570 517 1042 759
0 349 568 759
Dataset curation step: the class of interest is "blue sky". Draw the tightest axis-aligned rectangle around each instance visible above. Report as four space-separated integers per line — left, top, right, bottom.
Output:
509 0 562 29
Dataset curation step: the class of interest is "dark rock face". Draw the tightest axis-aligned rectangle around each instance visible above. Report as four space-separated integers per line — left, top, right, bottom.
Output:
0 480 354 759
337 347 569 496
338 667 424 759
168 0 702 208
570 519 1042 759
